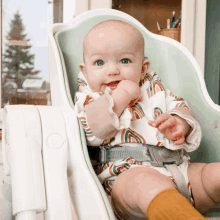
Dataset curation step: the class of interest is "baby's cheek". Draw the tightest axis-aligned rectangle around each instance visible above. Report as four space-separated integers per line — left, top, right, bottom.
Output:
129 73 141 84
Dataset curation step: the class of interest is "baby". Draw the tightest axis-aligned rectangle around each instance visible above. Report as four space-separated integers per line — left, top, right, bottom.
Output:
74 20 220 220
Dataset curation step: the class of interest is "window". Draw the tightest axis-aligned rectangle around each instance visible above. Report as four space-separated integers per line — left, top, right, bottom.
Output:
1 0 57 107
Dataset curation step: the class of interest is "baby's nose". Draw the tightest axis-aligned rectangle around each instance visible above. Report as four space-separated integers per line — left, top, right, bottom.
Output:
107 64 120 76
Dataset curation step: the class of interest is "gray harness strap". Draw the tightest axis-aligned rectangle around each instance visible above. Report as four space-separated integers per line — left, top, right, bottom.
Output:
100 145 152 163
164 164 191 202
99 144 191 202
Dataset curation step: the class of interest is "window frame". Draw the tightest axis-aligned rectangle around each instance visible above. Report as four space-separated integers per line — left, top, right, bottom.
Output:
0 0 66 110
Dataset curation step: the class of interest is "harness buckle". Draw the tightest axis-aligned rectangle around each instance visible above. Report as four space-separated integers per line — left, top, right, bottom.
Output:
88 146 114 164
100 147 107 164
146 145 183 167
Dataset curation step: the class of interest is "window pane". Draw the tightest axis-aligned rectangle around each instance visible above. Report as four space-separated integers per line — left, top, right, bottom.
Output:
2 0 55 107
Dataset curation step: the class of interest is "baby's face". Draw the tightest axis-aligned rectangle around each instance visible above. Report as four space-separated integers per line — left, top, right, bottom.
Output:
80 21 148 93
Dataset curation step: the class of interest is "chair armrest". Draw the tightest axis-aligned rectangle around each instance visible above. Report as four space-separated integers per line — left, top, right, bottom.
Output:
2 105 46 216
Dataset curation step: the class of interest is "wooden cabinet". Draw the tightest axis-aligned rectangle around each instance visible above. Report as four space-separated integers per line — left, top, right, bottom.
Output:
112 0 182 35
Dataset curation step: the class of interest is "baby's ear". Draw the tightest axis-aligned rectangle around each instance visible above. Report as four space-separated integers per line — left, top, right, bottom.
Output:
79 63 87 77
141 59 151 79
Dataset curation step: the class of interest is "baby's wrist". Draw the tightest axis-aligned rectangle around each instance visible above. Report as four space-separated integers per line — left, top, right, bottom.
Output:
115 84 134 102
185 126 193 138
118 81 140 101
111 87 132 116
172 115 191 137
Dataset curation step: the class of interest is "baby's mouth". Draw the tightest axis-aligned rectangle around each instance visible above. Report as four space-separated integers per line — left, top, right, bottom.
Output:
104 81 120 90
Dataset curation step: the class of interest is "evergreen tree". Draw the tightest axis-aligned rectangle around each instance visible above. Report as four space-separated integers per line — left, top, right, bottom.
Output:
2 10 41 89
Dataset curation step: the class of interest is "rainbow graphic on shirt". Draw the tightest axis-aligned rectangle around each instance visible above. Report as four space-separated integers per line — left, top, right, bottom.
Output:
77 78 88 87
124 157 137 165
146 80 165 99
103 162 110 170
153 107 163 120
175 101 189 109
128 103 145 121
109 162 131 176
153 72 157 78
156 142 164 147
78 117 94 138
174 96 184 101
169 91 185 102
139 72 153 86
121 128 146 143
83 95 94 106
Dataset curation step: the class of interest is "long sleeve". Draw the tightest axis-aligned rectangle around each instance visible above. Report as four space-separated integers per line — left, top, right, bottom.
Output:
153 74 202 152
74 72 132 146
74 90 104 146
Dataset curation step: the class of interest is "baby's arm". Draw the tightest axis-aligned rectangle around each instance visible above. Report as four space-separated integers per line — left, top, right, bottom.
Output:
85 80 141 139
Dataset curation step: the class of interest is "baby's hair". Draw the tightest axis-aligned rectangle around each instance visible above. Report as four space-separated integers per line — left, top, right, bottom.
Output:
82 20 145 62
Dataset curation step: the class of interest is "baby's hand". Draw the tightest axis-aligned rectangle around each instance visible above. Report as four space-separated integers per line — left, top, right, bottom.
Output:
148 113 190 145
118 80 142 106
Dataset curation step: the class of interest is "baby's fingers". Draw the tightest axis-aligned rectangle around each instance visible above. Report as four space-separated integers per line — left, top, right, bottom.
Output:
173 137 185 145
148 120 155 127
171 130 185 145
158 117 176 133
149 114 171 128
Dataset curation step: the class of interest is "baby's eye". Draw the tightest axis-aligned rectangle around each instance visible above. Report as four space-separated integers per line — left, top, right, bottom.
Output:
95 60 105 66
120 58 130 64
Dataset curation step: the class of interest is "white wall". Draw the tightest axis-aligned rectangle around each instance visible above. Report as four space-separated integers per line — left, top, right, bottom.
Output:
75 0 111 16
194 0 207 77
90 0 111 10
63 0 76 22
181 0 207 76
75 0 89 17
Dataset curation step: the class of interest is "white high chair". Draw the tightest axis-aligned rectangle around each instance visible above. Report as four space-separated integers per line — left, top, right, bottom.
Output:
2 8 220 220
